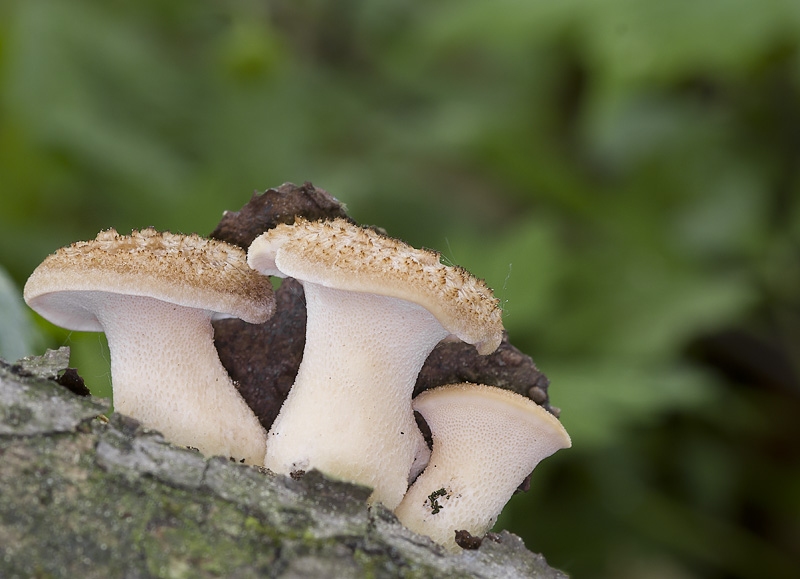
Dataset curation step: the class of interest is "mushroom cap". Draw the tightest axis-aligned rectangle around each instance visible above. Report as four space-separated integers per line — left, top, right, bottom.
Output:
413 383 572 456
247 218 504 354
24 228 275 331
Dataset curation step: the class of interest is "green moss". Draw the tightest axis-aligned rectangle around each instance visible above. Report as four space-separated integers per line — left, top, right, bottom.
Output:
0 402 33 427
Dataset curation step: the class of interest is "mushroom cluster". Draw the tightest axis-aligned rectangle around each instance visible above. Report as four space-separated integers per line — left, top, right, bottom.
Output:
23 202 570 552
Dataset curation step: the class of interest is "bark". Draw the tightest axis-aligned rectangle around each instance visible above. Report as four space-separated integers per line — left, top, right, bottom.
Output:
0 348 566 578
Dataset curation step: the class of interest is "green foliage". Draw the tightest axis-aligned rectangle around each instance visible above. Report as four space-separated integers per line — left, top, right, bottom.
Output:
1 1 798 577
0 265 41 361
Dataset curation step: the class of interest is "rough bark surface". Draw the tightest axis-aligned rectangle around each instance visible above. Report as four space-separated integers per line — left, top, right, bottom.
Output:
0 348 566 579
214 278 307 429
209 181 353 249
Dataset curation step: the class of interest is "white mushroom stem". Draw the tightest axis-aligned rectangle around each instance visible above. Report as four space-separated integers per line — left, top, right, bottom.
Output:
265 283 447 510
393 383 571 552
92 292 267 464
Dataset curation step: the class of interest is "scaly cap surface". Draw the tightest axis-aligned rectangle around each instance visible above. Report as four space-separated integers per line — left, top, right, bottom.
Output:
25 228 275 331
248 218 504 354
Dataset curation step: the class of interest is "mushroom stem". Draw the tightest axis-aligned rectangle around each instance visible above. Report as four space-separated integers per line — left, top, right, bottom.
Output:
95 292 267 464
265 283 448 509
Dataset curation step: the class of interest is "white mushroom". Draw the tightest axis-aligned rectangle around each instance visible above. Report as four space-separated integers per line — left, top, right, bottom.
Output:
393 383 571 552
247 218 504 509
23 228 274 464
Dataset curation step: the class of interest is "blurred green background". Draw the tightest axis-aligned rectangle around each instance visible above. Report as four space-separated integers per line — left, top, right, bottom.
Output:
2 1 799 576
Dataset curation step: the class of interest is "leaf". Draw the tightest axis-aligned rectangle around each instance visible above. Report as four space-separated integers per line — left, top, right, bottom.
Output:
545 357 719 448
0 265 40 362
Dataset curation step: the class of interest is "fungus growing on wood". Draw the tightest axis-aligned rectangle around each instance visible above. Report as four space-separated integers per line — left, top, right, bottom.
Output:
393 383 571 552
23 228 274 464
247 218 504 509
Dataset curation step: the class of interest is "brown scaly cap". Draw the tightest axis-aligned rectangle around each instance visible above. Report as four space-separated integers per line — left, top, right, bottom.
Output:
248 218 504 354
24 228 275 331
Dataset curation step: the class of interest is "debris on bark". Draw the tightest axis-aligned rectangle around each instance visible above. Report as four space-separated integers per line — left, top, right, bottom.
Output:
209 181 352 250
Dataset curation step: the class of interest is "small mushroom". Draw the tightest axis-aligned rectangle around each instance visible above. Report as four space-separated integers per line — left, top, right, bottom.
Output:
393 382 571 552
23 228 274 464
247 218 503 509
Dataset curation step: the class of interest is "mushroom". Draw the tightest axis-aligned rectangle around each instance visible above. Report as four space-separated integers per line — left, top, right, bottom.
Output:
393 382 571 552
247 218 504 509
23 228 274 464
